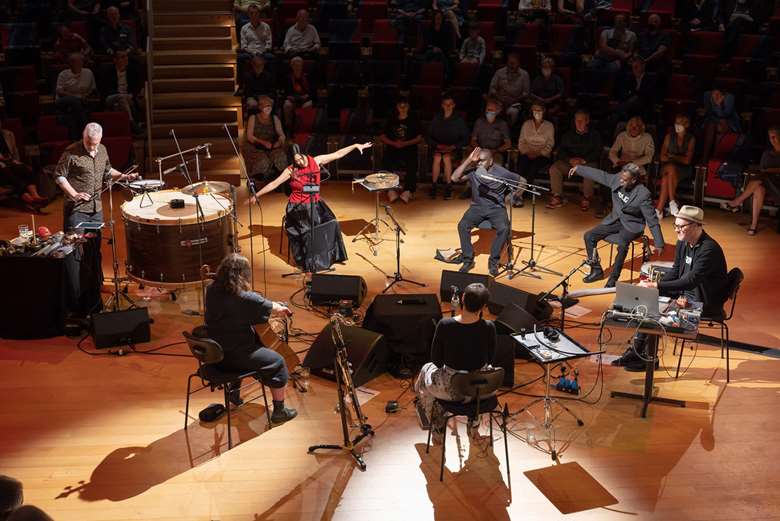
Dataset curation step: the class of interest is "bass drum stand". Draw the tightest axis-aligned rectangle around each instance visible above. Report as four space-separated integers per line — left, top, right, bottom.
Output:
308 314 374 471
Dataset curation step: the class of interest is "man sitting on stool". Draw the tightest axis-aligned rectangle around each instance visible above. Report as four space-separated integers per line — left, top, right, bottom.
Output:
570 162 664 287
452 147 524 276
614 205 729 370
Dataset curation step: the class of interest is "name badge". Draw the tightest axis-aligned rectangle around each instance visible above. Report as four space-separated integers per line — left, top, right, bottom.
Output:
685 255 692 265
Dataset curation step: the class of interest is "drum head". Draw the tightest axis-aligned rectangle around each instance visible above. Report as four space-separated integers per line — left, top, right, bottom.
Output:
121 189 232 225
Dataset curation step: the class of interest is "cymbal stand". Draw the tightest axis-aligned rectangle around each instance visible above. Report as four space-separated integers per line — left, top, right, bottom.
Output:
225 124 258 289
381 204 425 293
308 314 374 471
104 175 137 311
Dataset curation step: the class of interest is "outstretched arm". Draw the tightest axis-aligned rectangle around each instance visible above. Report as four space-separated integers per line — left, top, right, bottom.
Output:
568 164 612 187
314 142 372 166
249 167 292 202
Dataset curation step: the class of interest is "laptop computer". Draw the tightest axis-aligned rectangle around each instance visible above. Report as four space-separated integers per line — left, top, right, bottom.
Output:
613 282 660 317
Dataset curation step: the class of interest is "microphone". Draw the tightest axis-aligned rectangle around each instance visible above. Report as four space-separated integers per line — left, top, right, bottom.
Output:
204 143 212 159
163 160 192 175
450 285 460 309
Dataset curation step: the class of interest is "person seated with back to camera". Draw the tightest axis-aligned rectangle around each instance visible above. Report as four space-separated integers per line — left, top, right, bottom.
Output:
204 253 298 424
415 282 496 443
569 162 664 288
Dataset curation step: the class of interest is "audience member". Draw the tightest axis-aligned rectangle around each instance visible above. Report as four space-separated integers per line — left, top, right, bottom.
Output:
459 21 486 64
244 55 275 111
488 52 530 128
56 53 97 140
613 57 656 125
54 24 93 65
99 6 136 54
381 98 423 203
233 0 270 28
591 14 636 72
239 4 272 59
66 0 102 46
637 14 671 71
433 0 462 39
428 93 469 199
392 0 425 46
517 0 552 24
721 126 780 235
682 0 723 32
657 114 696 220
423 10 455 65
547 109 602 210
244 96 287 179
6 506 54 521
530 57 565 115
0 474 23 521
723 0 760 54
608 116 655 178
283 10 321 57
102 50 143 133
470 98 512 165
282 56 313 131
700 89 741 162
102 0 137 19
557 0 587 20
516 102 554 200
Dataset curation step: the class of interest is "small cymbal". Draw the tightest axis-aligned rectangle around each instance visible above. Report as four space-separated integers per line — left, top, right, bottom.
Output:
181 180 231 196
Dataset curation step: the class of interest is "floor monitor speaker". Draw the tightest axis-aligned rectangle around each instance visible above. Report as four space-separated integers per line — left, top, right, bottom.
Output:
302 324 387 387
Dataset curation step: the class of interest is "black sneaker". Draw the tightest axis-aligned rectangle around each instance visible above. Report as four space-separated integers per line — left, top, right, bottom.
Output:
443 184 453 200
583 265 604 283
488 263 500 277
604 278 617 288
271 406 298 424
611 348 640 366
459 259 476 273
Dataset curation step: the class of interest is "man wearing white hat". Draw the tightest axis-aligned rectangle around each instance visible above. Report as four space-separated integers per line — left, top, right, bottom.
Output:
613 205 729 370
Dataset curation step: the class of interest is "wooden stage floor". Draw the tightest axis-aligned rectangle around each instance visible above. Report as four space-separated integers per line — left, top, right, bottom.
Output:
1 182 779 521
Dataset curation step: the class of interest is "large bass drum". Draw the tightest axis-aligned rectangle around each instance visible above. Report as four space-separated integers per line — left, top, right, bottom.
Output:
121 190 233 287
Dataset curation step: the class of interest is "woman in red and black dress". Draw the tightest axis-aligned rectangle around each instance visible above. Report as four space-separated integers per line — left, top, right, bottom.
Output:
250 142 372 272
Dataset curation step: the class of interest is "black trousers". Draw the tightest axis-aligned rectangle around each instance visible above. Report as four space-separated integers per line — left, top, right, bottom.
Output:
383 145 418 193
584 221 641 282
516 154 550 186
457 205 509 266
64 209 104 314
219 345 289 388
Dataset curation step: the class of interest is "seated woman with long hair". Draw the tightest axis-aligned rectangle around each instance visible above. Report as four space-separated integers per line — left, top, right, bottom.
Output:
414 283 496 442
204 254 297 424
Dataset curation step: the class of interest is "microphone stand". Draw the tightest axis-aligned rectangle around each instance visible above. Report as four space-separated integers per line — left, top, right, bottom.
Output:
537 259 588 332
516 182 561 279
171 129 206 315
104 172 137 312
225 124 257 290
381 204 425 293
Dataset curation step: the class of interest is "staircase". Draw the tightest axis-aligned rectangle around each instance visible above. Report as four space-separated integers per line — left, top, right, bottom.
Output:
148 0 242 185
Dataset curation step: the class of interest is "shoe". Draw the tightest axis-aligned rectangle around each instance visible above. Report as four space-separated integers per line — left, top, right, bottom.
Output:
604 278 617 288
611 347 640 366
443 184 453 200
624 358 659 372
582 264 604 283
512 195 524 208
546 194 564 209
720 201 740 213
228 387 244 407
459 259 475 272
271 406 298 424
388 189 399 203
429 184 438 199
655 208 663 222
580 197 591 212
747 227 757 236
400 190 412 203
488 263 500 277
668 200 680 217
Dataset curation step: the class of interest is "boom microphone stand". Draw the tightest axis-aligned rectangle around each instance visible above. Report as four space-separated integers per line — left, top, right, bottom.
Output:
537 259 589 332
104 169 137 311
381 204 425 293
225 124 257 290
517 184 562 278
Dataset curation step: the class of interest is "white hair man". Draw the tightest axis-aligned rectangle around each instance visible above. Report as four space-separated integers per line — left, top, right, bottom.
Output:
53 123 138 312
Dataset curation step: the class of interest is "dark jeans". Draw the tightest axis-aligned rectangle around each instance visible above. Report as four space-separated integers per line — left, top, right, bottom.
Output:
383 145 419 193
516 154 550 186
458 205 509 266
219 345 289 388
584 221 641 281
64 209 104 314
56 96 89 140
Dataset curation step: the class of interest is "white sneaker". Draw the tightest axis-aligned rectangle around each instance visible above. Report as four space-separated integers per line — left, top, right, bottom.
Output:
655 208 663 222
387 189 399 203
669 200 680 217
400 190 412 203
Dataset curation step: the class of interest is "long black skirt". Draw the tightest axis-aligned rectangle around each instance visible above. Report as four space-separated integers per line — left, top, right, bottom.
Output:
285 199 348 272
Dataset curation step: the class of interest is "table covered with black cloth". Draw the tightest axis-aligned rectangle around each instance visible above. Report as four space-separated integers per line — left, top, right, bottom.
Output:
361 294 442 357
0 252 73 339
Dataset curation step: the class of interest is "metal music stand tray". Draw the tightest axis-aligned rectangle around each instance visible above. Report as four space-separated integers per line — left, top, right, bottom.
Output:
352 178 398 252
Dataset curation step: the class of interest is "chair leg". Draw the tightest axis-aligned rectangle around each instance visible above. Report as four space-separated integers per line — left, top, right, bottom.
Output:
724 323 730 383
629 241 635 281
608 243 614 268
426 416 433 454
672 337 679 356
224 385 233 449
502 408 511 493
261 383 272 428
489 412 494 447
439 415 449 482
675 339 685 379
184 374 195 431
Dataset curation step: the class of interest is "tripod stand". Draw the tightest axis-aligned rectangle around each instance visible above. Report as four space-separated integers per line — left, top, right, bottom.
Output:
516 188 562 279
104 173 137 311
381 204 425 293
537 259 589 332
308 314 375 471
352 181 395 251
